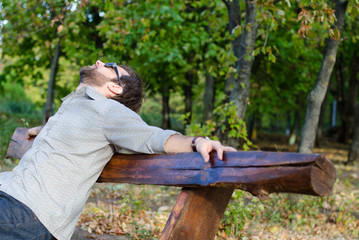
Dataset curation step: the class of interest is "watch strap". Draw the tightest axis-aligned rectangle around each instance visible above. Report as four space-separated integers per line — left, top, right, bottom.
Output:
191 136 209 152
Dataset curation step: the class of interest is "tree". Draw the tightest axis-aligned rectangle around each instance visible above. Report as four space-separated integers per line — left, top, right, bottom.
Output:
98 0 230 129
44 37 62 122
347 105 359 164
225 0 259 120
0 0 106 121
1 1 71 121
248 1 323 142
298 0 349 154
335 16 359 144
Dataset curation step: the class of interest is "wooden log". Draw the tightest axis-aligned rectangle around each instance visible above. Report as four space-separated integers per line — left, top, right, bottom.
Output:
99 152 336 198
6 128 34 159
160 187 234 239
6 127 337 239
6 128 336 199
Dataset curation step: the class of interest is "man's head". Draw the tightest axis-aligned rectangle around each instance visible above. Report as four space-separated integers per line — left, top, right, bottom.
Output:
79 60 144 112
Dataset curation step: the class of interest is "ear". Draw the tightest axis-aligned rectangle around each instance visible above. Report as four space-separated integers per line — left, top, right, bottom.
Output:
107 82 123 95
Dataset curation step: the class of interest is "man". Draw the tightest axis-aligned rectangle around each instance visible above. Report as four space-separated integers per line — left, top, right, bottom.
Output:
0 60 235 240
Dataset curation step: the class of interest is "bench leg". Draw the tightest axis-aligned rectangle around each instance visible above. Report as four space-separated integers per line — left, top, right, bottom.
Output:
160 187 234 240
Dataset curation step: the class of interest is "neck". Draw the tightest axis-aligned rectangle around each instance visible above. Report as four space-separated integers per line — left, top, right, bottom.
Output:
76 83 86 91
76 83 111 98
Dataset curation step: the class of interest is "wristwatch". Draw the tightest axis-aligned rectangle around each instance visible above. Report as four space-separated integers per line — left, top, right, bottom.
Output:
191 136 210 152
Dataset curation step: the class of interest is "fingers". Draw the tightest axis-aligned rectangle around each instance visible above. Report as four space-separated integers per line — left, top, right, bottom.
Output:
196 138 237 162
212 141 224 160
27 126 43 140
200 152 210 163
223 146 237 152
195 139 211 162
27 129 36 140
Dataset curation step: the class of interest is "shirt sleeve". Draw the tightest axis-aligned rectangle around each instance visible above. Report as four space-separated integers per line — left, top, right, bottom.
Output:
102 100 180 154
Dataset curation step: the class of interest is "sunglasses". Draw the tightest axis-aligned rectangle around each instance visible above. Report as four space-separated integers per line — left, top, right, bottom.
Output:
104 62 123 87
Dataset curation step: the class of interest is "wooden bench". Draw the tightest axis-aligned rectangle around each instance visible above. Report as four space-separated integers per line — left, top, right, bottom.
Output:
6 128 336 239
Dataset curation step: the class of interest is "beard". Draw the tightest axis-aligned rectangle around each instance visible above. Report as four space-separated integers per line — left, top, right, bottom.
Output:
79 65 108 86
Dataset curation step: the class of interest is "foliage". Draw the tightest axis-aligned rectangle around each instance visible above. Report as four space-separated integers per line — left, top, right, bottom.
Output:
0 81 41 170
0 0 108 114
245 0 358 132
96 0 235 127
1 0 358 134
221 190 263 238
98 0 230 86
183 102 256 150
1 0 70 82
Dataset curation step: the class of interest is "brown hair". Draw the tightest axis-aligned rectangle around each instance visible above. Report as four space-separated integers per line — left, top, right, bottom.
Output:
110 65 145 113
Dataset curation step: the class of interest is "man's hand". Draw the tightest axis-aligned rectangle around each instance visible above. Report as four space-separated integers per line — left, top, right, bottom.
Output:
164 135 237 162
195 137 237 163
27 126 43 140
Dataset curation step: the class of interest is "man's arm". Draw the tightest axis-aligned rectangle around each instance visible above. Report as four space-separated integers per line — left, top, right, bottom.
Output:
28 126 236 162
164 134 237 163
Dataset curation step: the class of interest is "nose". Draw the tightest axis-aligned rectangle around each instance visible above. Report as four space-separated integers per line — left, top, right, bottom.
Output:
96 60 105 67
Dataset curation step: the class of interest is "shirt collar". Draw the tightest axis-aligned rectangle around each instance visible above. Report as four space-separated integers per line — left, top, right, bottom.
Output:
84 86 107 100
61 86 108 102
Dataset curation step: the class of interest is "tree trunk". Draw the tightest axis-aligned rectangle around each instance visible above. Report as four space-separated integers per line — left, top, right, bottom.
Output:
339 50 359 143
202 72 215 123
289 106 301 145
346 50 359 129
223 0 241 100
331 99 338 127
210 0 257 231
247 114 256 141
298 0 348 154
202 22 216 123
270 113 279 133
43 37 62 123
161 86 171 129
336 51 349 143
316 88 329 147
228 0 259 120
346 49 359 164
347 104 359 164
184 71 193 125
219 0 258 146
289 113 299 145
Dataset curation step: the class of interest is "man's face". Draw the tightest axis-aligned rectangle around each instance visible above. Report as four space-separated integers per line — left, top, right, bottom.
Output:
79 60 129 86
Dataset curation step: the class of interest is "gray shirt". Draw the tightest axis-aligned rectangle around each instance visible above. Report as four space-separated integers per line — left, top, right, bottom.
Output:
0 86 178 240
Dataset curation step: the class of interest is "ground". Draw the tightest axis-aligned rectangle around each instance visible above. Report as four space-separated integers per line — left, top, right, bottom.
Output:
72 228 128 240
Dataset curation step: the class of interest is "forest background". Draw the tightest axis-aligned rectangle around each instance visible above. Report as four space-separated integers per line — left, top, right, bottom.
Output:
0 0 358 239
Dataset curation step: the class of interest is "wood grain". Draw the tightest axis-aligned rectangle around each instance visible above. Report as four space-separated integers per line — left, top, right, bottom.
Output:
161 187 234 239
